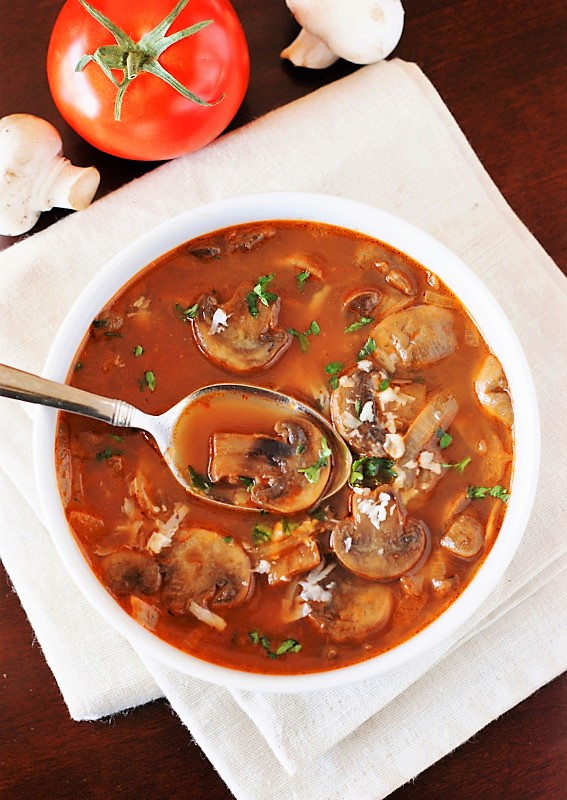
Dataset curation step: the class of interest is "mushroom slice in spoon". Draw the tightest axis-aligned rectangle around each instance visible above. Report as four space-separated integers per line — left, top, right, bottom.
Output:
191 283 292 374
209 417 332 514
332 485 428 581
101 550 162 596
475 353 513 427
371 304 458 375
160 527 253 615
307 571 394 643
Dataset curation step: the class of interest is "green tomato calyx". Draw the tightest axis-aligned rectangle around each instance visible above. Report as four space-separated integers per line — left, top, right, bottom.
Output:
75 0 224 121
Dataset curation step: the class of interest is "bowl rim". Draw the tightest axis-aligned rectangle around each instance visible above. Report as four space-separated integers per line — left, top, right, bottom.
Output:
34 191 540 693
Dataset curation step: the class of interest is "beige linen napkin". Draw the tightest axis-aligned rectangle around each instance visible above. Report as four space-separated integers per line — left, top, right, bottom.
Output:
1 60 566 798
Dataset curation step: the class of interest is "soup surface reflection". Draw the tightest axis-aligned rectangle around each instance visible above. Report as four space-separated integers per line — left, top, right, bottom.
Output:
56 221 514 674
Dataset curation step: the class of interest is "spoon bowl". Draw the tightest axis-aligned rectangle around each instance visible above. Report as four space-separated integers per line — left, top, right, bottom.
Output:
0 363 351 512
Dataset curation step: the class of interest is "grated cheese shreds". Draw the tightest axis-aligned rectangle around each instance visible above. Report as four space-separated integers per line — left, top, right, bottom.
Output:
189 600 227 631
146 503 189 553
418 450 442 474
209 307 230 335
357 492 392 528
359 400 375 423
299 560 336 604
384 432 405 458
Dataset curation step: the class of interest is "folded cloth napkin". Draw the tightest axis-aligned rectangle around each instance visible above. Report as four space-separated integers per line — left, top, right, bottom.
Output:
1 59 566 799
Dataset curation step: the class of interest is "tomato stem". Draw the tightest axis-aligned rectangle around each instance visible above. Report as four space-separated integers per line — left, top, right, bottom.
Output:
75 0 222 122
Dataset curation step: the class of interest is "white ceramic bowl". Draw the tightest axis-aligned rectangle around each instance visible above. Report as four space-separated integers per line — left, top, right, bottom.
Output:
34 192 540 692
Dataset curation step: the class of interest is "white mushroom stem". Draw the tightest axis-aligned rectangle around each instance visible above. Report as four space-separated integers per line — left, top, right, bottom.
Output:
281 0 405 69
0 114 100 236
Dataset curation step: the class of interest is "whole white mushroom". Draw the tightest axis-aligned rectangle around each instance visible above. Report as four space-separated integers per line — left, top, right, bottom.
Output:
0 114 100 236
281 0 405 69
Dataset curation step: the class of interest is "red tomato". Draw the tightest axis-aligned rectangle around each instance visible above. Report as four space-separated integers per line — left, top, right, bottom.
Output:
47 0 250 160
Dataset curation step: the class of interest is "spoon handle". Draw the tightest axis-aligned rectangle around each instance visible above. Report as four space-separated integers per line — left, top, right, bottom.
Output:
0 363 134 426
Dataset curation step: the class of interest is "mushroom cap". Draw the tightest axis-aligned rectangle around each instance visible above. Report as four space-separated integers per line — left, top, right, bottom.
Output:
475 353 513 427
160 527 253 614
332 485 428 580
101 550 162 596
285 0 405 64
307 571 394 642
372 304 458 375
440 514 484 559
192 285 292 374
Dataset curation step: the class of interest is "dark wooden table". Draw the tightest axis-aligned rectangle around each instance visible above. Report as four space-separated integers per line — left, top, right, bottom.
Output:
1 1 565 798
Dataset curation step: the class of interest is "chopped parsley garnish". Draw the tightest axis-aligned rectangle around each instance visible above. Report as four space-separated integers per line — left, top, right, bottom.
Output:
296 443 306 454
96 447 123 462
187 465 213 493
252 525 272 544
223 536 233 544
344 316 373 334
356 336 377 361
248 630 302 659
467 484 510 503
298 437 332 484
175 302 200 321
133 344 144 357
282 518 299 535
378 375 391 391
74 361 84 371
246 274 278 318
288 320 320 352
92 318 108 328
441 456 472 473
143 370 156 392
275 639 302 656
354 398 362 416
325 361 343 390
436 427 452 449
239 476 254 490
296 270 311 292
350 455 397 485
310 507 325 522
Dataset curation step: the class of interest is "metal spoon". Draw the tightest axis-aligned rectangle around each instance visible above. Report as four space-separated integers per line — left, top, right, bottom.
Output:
0 363 352 511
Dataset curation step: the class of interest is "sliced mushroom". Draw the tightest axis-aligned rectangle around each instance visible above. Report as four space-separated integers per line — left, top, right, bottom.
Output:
343 287 382 317
394 391 459 496
209 417 331 514
101 550 161 596
161 527 252 614
372 304 458 375
330 366 388 456
330 364 424 457
307 571 394 643
226 225 276 253
192 283 292 373
385 267 417 297
475 353 513 427
440 514 484 558
332 485 428 581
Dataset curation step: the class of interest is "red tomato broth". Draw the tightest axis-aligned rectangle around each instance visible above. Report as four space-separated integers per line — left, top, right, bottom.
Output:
55 220 514 675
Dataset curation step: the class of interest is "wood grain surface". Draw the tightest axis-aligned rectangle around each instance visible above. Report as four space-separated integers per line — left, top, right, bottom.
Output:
1 1 565 798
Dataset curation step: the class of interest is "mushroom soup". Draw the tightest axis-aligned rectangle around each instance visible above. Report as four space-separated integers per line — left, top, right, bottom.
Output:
55 221 514 674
